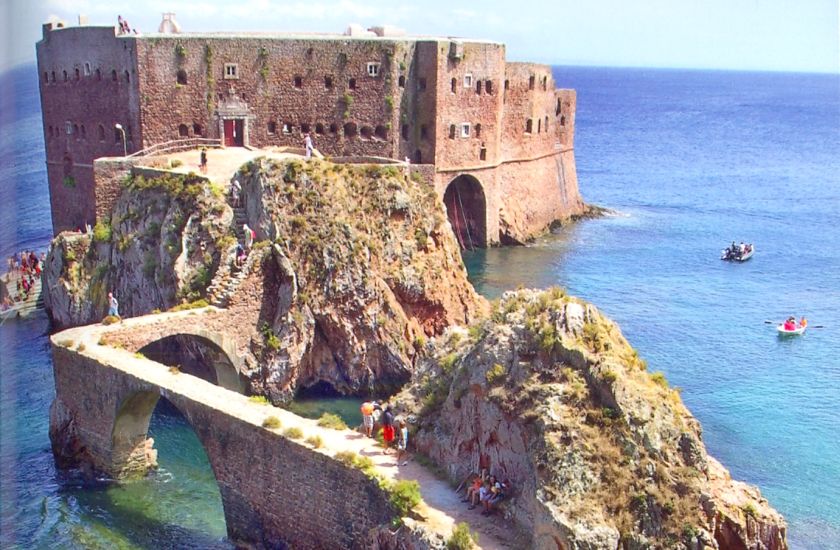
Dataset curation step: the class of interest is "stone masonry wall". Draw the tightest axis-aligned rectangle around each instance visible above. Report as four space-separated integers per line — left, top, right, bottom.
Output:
37 25 142 233
50 341 395 549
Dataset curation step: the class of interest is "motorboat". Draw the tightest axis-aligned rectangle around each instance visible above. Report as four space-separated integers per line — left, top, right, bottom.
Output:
721 243 754 262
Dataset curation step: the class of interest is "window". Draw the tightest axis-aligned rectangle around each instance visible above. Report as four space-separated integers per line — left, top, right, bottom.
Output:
48 126 53 138
464 74 473 87
282 123 293 135
475 80 481 95
124 70 130 83
111 70 117 81
114 127 121 143
294 76 302 88
98 125 105 141
542 76 547 90
418 78 426 91
301 123 311 133
268 121 277 134
560 115 566 126
475 123 481 138
96 69 101 81
73 124 79 137
460 123 470 138
537 119 541 133
84 63 91 76
528 75 535 90
343 122 357 138
398 75 405 88
51 71 55 82
65 121 72 135
485 81 492 94
63 70 68 81
177 69 187 85
366 63 380 77
525 119 533 133
414 149 422 163
449 124 456 139
348 78 357 90
324 75 333 89
193 123 203 136
401 124 408 139
545 116 549 130
75 68 80 80
43 72 48 83
224 63 239 80
329 123 338 134
420 125 428 140
451 78 457 93
178 124 189 137
556 98 562 115
374 125 388 140
480 145 487 161
504 79 509 91
315 123 325 135
81 125 86 139
360 126 373 139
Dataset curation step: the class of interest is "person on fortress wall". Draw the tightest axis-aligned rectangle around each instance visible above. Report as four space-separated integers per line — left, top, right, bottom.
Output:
303 133 314 159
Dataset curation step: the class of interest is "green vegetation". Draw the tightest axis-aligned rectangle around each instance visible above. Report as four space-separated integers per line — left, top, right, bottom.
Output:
316 412 348 430
170 159 183 168
485 363 506 385
384 95 394 111
386 480 422 517
283 426 304 439
133 352 145 359
262 416 282 429
101 315 120 325
334 451 377 478
651 371 669 388
63 176 76 188
249 395 271 405
92 221 112 242
601 369 617 384
175 43 186 58
168 298 209 312
305 435 323 448
447 522 479 550
741 502 757 518
260 322 281 351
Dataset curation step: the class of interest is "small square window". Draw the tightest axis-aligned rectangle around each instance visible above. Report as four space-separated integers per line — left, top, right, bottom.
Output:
224 63 239 80
460 123 471 138
366 63 380 77
464 74 473 88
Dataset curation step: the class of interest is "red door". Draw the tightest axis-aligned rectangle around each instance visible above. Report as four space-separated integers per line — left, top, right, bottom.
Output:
223 120 234 147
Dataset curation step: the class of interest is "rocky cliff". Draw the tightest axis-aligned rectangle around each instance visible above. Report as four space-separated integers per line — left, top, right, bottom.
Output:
237 159 487 400
43 172 232 328
395 288 787 550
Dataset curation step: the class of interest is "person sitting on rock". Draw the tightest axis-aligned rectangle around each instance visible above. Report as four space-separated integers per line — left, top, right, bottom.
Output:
461 474 484 503
483 478 510 516
469 478 493 510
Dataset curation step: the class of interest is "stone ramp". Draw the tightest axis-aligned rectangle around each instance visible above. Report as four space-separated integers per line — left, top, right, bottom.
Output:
55 310 515 549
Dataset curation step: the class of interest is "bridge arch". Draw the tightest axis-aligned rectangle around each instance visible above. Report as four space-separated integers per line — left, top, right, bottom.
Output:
139 333 245 393
443 174 487 249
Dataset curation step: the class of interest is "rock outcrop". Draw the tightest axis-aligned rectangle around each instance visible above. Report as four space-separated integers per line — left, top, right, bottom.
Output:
43 172 232 328
237 159 487 400
395 288 787 550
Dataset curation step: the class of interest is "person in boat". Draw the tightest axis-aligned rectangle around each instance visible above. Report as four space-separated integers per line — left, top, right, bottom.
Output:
783 317 796 331
799 317 807 328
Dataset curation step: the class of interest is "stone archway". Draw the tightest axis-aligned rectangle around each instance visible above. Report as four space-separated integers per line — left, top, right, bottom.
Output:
139 334 245 394
443 174 487 249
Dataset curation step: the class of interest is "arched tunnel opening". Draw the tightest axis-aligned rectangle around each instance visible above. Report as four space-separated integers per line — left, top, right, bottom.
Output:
140 335 245 394
443 175 486 249
108 392 228 547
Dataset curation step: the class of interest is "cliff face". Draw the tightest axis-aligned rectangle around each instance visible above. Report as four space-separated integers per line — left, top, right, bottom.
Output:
43 172 232 329
395 288 787 550
238 159 487 400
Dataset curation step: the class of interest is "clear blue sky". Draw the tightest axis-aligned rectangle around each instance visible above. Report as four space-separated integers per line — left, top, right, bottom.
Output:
2 0 838 73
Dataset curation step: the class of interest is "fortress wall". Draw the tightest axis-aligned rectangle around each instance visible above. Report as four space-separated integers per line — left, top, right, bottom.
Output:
432 42 506 169
500 62 558 161
50 341 395 549
36 25 142 233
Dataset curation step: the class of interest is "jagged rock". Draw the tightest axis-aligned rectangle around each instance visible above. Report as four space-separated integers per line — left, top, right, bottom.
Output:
396 288 787 550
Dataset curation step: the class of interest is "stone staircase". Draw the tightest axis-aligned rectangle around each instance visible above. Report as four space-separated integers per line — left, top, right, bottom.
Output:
206 251 259 308
232 206 248 240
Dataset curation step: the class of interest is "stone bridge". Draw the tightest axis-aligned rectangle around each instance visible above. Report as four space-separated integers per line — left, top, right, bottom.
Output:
48 310 513 550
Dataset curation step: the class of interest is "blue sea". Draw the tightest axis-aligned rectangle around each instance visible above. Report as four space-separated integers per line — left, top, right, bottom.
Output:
1 63 838 548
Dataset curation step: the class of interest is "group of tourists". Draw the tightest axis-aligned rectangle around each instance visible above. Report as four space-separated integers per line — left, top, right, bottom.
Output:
783 316 806 331
2 250 45 309
116 15 136 35
457 468 512 517
360 401 409 465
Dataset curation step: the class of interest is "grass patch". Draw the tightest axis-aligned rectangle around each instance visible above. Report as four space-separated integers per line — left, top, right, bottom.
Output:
485 363 506 385
102 315 120 325
447 522 479 550
249 395 271 405
262 416 282 429
133 352 145 359
305 435 323 448
92 221 112 242
741 502 757 518
283 427 304 439
168 299 209 312
316 412 348 430
260 322 281 351
386 480 422 517
169 366 181 374
651 371 669 388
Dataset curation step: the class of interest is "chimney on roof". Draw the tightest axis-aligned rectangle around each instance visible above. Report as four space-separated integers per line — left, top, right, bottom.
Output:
78 14 89 25
158 12 181 34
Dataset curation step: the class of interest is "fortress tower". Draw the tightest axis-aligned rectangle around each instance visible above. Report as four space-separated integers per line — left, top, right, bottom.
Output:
37 16 584 246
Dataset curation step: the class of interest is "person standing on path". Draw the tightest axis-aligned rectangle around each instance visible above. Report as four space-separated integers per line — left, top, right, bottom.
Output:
303 133 314 159
199 148 208 174
381 405 395 454
231 178 242 207
361 401 375 438
396 419 409 465
243 224 254 250
108 292 120 318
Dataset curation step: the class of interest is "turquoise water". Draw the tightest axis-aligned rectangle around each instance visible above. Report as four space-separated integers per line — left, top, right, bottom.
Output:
1 64 838 548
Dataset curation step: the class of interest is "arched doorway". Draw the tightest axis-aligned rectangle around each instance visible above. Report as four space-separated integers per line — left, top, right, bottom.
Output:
443 175 486 249
140 334 245 394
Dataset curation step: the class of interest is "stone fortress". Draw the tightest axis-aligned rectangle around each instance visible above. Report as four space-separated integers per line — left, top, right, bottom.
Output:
37 13 584 246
